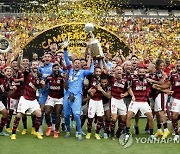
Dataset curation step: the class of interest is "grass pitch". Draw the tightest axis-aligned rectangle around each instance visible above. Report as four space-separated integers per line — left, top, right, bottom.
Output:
0 116 179 154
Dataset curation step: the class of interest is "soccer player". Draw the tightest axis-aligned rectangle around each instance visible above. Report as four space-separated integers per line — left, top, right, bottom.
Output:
63 42 94 141
6 60 24 133
110 66 130 139
0 67 16 136
125 67 156 141
147 59 170 139
11 61 46 140
153 59 180 141
45 64 65 138
86 68 111 140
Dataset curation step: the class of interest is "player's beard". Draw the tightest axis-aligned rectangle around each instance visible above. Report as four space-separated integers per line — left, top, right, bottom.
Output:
53 71 59 77
138 75 145 80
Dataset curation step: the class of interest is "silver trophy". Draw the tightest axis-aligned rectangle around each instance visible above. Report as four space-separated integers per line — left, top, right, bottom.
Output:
85 23 104 58
0 37 12 53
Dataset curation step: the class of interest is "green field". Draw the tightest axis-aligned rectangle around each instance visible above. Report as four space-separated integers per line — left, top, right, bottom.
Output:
0 116 179 154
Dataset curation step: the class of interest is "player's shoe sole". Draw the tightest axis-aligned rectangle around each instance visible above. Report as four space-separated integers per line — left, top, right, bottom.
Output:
54 131 59 139
46 127 52 137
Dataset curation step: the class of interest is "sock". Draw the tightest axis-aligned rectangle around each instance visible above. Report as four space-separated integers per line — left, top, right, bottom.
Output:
31 114 36 128
150 129 153 135
110 120 116 135
12 117 20 134
87 118 93 133
74 114 81 135
104 121 110 134
40 112 44 125
35 116 41 132
64 116 70 132
157 123 162 130
81 115 86 128
6 110 14 128
96 117 103 134
118 122 126 133
145 122 149 131
51 112 56 124
163 123 168 131
0 117 7 132
126 127 130 134
22 116 27 129
172 119 178 135
45 113 52 127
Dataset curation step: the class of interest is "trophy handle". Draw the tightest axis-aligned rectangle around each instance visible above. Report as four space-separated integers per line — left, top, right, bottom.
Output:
89 31 94 39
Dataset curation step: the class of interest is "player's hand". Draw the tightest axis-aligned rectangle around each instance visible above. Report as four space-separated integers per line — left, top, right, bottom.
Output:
19 50 23 56
121 93 126 98
62 40 70 48
10 86 17 90
165 89 174 95
147 78 153 83
96 85 103 92
88 87 96 96
40 80 45 85
132 96 136 101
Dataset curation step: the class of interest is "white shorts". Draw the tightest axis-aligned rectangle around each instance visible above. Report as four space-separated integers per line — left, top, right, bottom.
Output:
81 104 88 116
170 97 180 113
111 97 127 115
155 93 168 112
88 99 104 118
8 98 19 110
103 103 110 112
128 101 152 115
45 96 63 107
17 96 40 114
0 101 5 111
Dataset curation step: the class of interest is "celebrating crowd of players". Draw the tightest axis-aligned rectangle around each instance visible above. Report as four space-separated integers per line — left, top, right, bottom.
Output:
0 41 179 142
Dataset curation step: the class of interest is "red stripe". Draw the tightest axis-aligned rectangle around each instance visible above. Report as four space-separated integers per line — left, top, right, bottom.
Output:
161 93 164 111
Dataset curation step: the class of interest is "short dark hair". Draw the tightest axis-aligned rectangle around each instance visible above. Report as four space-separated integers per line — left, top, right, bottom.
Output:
52 63 59 68
73 58 80 63
100 74 108 80
131 54 138 59
155 59 164 69
50 41 57 45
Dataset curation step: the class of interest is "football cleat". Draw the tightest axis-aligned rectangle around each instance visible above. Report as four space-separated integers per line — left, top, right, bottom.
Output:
104 133 108 139
5 128 12 133
0 131 9 136
154 130 163 137
65 132 71 138
21 129 28 135
162 130 170 139
35 132 43 139
173 135 179 142
94 133 101 140
11 134 16 140
77 135 83 141
31 127 35 135
54 131 59 139
46 127 52 137
86 133 91 139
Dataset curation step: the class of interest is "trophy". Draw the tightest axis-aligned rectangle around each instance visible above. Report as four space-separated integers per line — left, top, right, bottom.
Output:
85 23 104 59
0 37 12 53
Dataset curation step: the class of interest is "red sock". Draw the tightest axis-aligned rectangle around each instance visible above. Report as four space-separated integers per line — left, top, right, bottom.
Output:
87 118 93 133
35 116 41 132
12 117 20 134
0 117 7 132
96 117 103 134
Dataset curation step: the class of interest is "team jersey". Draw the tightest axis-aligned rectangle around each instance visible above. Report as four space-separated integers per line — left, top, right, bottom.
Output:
151 70 167 99
46 74 64 99
0 76 14 97
23 72 43 101
130 76 151 102
110 75 129 100
102 86 111 104
88 75 102 101
169 71 180 99
64 49 94 95
10 70 24 99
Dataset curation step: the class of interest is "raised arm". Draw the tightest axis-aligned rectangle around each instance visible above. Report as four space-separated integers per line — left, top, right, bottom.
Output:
63 48 71 69
83 61 94 77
